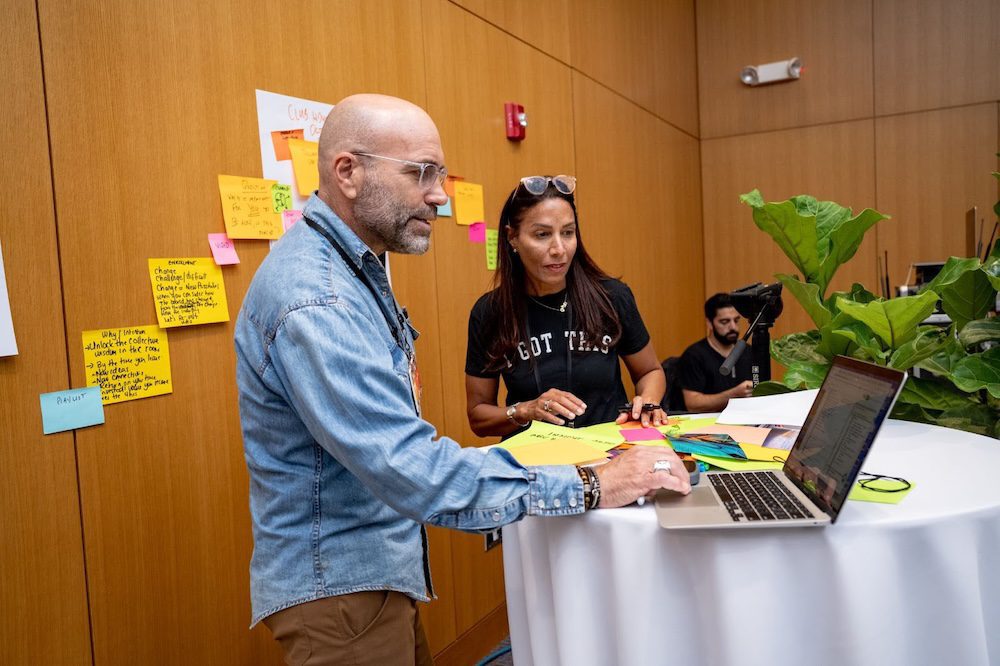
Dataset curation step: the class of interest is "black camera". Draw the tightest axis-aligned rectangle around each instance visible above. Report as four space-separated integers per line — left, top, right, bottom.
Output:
719 282 784 383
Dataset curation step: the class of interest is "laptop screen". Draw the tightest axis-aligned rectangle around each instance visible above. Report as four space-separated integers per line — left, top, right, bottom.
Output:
783 357 906 521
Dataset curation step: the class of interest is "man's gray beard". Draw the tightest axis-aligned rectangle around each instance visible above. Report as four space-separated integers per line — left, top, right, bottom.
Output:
354 174 433 255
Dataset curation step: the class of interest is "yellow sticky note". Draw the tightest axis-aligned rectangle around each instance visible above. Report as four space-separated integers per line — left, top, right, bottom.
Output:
82 325 172 405
454 181 484 226
738 443 789 462
218 174 283 239
693 455 784 472
287 138 319 196
148 258 230 328
504 438 609 467
485 229 499 270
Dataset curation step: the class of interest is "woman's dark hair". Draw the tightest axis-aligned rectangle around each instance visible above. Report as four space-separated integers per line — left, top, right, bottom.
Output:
482 180 622 371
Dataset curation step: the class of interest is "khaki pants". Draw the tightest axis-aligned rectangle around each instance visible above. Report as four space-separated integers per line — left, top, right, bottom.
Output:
263 591 433 666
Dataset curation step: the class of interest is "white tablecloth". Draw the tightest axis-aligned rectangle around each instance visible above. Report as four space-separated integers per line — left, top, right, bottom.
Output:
503 420 1000 666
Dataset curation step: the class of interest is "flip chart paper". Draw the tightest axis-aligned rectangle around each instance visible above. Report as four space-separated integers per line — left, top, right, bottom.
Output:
468 222 486 243
437 197 452 217
0 240 16 356
717 389 819 427
148 258 230 328
82 325 172 404
207 233 240 265
40 386 105 434
503 439 609 467
270 129 305 161
454 182 484 226
287 138 319 196
218 174 283 239
256 90 333 210
485 229 499 270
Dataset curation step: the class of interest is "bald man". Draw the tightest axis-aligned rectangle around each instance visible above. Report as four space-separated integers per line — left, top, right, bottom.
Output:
235 94 690 665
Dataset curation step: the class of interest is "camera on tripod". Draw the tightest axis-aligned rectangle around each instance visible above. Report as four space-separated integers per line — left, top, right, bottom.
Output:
720 282 784 384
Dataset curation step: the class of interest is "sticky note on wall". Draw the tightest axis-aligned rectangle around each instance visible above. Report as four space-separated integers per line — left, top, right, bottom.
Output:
218 174 283 239
454 182 484 226
207 233 240 265
270 129 305 161
485 229 498 270
40 386 105 434
148 258 230 328
287 138 319 196
82 325 172 405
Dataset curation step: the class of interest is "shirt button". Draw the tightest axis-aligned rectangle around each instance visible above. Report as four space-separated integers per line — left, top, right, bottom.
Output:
569 497 578 507
493 512 501 522
553 499 561 508
537 499 545 509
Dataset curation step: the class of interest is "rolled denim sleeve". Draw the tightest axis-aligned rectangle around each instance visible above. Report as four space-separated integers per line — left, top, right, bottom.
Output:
268 301 584 531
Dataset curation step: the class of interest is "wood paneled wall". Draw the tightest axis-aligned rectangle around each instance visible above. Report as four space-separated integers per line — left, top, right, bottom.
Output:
698 0 1000 364
3 1 704 663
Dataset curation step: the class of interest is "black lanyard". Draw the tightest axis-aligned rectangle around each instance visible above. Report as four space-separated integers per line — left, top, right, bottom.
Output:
303 217 413 360
524 300 573 415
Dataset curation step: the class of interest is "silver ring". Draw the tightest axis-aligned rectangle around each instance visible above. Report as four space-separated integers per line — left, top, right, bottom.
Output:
652 460 672 473
543 400 551 412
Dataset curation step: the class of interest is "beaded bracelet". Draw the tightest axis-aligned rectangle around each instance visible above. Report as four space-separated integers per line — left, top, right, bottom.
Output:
576 466 601 510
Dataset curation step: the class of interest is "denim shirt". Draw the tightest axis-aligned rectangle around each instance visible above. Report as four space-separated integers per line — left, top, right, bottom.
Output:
235 194 585 626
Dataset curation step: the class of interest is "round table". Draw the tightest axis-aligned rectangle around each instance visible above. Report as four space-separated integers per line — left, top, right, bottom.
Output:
503 420 1000 665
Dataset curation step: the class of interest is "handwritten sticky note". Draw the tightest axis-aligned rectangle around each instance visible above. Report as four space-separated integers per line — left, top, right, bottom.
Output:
207 233 240 265
218 174 283 239
82 325 172 404
437 197 452 217
454 182 484 226
468 222 486 243
0 239 16 357
148 258 230 328
40 386 105 434
485 229 498 270
282 209 303 231
271 129 305 161
503 439 609 467
287 138 319 196
272 183 292 213
621 428 666 442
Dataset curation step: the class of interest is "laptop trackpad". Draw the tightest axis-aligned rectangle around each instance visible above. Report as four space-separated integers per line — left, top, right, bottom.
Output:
654 485 731 527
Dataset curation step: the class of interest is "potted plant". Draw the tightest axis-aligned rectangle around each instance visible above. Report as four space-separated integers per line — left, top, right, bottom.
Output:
740 186 1000 439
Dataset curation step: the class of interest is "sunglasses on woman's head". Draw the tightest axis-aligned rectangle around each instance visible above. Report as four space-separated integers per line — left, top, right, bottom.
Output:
519 175 576 196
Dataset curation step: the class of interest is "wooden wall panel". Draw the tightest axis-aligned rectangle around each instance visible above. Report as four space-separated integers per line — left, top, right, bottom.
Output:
701 120 878 343
697 0 873 139
875 104 999 292
0 1 92 664
422 0 576 637
874 0 1000 116
451 0 571 64
571 0 700 137
572 73 705 361
37 0 429 663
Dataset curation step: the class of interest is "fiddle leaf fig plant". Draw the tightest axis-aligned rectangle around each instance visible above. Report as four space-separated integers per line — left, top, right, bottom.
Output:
740 188 1000 439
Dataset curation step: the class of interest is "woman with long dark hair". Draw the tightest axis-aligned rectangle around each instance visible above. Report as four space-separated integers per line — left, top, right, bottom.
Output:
465 175 667 437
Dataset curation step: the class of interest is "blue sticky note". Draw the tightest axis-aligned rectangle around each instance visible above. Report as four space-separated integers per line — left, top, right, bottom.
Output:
40 386 105 435
437 197 452 217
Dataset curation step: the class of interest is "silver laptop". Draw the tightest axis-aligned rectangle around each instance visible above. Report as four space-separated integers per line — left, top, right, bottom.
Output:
655 355 907 529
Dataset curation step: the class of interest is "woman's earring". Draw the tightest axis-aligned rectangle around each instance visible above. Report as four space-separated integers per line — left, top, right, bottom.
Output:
512 247 518 254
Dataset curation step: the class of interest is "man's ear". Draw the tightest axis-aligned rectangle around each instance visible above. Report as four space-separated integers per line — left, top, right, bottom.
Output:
332 152 361 200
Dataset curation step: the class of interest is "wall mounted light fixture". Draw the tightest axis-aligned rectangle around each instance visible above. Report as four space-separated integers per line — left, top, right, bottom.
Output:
740 57 802 86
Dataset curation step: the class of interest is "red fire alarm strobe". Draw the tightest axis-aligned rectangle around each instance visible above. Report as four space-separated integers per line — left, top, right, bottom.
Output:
504 102 527 141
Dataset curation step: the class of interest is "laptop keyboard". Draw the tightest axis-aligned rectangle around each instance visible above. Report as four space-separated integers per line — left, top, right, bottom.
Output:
709 472 811 522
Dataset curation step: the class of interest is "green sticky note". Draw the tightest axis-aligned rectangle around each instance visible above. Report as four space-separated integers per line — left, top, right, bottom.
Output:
485 229 498 270
271 183 292 213
848 479 915 504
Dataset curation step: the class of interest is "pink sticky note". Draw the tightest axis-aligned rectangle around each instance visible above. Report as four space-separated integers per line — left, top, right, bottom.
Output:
207 233 240 265
282 209 303 231
621 428 666 442
468 222 486 243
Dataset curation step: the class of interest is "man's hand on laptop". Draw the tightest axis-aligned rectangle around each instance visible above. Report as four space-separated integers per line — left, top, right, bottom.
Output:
595 446 691 508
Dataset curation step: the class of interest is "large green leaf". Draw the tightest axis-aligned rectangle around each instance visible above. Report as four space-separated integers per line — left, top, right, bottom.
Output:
741 190 822 286
925 256 995 330
958 319 1000 347
915 337 966 376
776 274 832 328
899 376 976 411
825 283 878 316
833 321 889 363
753 381 795 396
948 347 1000 399
889 401 939 425
888 326 952 371
816 312 855 358
984 248 1000 291
782 361 829 389
815 207 886 296
835 291 939 349
770 330 827 366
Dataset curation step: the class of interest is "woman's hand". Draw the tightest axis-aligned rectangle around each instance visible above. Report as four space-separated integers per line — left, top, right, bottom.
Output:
615 395 667 427
522 389 587 425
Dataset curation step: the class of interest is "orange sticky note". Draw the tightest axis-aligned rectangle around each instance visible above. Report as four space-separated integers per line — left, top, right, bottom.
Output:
287 138 319 196
270 129 305 161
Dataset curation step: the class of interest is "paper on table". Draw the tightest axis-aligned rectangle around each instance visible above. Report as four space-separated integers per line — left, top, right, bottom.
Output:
848 479 914 504
693 455 784 472
500 420 621 452
502 438 610 467
716 389 819 427
739 443 789 462
660 416 718 435
621 428 666 443
686 424 771 445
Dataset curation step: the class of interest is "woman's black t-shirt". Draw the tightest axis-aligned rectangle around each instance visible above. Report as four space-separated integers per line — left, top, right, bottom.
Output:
465 279 650 427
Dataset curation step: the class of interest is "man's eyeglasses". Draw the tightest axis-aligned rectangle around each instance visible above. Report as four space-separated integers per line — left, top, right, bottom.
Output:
353 152 448 190
518 175 576 196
